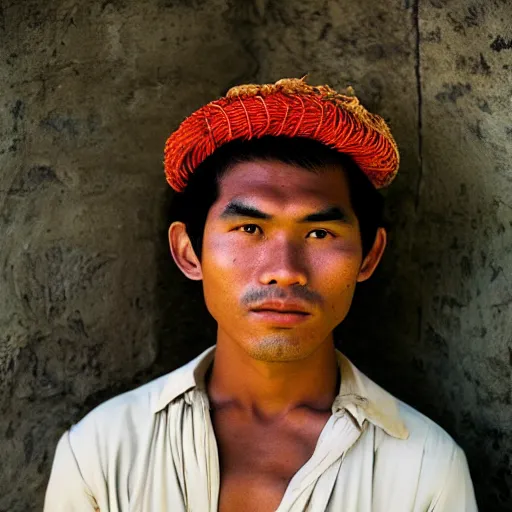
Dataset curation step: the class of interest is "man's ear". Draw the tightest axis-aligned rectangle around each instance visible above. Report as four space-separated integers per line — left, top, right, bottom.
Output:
356 227 387 282
168 221 203 281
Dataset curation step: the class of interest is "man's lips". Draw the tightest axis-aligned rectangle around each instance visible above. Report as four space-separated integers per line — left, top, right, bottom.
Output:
249 301 312 326
250 300 311 314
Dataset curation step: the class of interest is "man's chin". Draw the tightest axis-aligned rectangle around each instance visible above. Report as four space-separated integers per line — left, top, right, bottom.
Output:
243 336 314 362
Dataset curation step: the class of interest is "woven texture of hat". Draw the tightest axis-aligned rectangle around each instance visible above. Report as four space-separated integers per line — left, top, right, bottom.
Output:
164 77 399 192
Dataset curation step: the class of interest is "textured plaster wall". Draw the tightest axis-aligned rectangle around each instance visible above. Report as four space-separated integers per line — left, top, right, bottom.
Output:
0 0 510 510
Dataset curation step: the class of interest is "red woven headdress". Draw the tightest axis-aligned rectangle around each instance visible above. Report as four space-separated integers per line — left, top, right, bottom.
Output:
164 77 399 192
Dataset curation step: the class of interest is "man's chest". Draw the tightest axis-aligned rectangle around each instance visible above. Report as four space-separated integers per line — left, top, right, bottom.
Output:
211 410 330 512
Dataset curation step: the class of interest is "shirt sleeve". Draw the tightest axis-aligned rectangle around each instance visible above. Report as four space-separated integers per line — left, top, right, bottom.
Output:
429 446 478 512
44 430 99 512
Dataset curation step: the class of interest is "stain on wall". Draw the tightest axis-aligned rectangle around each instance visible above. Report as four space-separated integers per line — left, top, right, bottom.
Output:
0 0 510 510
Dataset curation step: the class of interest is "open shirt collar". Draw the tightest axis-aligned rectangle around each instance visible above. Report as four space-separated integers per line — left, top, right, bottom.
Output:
153 346 409 440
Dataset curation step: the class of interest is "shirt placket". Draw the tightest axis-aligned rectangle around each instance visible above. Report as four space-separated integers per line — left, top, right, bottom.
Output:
275 411 364 511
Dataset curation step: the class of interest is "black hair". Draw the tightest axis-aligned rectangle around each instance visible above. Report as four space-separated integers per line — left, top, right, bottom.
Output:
169 136 385 260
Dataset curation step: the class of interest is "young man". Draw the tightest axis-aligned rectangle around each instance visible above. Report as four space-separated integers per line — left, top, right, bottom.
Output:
45 78 477 511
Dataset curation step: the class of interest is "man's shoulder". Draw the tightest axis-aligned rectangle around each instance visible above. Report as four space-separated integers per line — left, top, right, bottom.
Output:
91 372 169 415
74 347 213 427
69 372 169 442
69 352 199 444
397 399 460 452
340 352 463 461
363 391 475 508
375 395 466 476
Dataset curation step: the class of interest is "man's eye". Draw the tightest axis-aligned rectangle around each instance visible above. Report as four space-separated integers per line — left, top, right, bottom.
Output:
238 224 261 235
308 229 331 239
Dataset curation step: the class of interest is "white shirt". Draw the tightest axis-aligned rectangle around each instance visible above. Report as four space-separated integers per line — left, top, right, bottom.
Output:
44 346 478 511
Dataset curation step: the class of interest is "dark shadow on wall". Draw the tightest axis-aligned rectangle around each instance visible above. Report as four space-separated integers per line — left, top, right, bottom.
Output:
151 186 217 374
77 187 217 416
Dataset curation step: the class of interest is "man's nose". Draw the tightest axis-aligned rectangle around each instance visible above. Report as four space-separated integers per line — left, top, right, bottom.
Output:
258 237 308 287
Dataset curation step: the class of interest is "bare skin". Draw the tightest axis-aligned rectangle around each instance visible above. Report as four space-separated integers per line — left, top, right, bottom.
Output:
206 338 338 511
169 159 386 511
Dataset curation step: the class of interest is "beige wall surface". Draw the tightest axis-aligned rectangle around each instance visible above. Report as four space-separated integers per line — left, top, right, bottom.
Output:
0 0 511 510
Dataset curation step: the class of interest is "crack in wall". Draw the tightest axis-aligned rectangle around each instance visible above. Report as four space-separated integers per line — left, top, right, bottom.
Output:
414 0 423 211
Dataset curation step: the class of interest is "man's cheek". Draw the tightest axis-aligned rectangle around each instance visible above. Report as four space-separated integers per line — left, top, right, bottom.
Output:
203 236 251 271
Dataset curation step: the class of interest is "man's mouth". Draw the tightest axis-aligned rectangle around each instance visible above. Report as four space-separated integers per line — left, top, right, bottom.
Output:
250 300 310 314
249 301 312 326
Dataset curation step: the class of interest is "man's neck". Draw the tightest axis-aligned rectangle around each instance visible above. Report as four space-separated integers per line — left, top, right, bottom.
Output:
206 334 339 421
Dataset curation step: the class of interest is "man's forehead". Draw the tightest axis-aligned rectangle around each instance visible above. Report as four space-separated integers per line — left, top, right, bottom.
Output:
216 159 351 202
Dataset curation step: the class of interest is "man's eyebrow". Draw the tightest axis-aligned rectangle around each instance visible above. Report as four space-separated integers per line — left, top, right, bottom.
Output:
300 206 350 223
220 201 271 220
220 201 350 223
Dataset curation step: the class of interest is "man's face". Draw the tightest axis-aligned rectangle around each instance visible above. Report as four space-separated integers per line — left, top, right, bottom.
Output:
197 159 377 362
